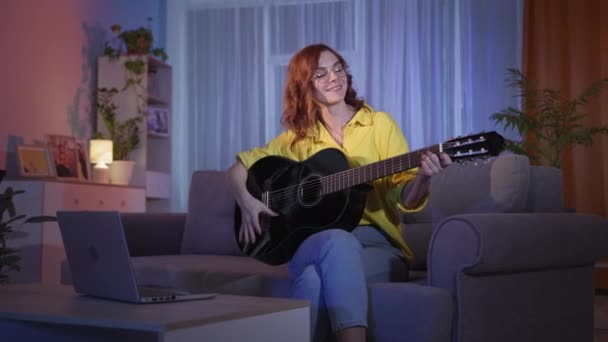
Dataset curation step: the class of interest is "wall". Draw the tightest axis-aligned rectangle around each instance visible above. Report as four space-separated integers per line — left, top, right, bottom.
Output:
0 0 165 174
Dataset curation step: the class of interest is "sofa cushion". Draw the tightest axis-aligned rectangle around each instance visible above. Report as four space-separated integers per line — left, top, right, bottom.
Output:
402 153 531 228
401 222 433 271
181 171 243 256
369 283 453 342
526 166 563 212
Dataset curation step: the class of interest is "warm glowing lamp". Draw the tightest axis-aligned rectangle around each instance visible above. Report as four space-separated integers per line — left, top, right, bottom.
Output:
90 139 113 183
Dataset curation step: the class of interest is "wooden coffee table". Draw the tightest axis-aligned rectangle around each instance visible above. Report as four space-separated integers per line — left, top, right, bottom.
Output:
0 284 309 341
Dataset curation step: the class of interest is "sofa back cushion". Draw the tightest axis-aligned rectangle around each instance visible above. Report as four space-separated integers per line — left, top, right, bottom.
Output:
526 166 563 212
402 153 531 227
181 170 243 256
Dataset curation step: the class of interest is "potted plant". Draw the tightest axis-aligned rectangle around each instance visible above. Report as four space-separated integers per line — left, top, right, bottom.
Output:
103 20 163 123
103 18 168 62
0 170 56 284
95 87 142 185
97 18 170 185
95 18 167 184
491 68 608 168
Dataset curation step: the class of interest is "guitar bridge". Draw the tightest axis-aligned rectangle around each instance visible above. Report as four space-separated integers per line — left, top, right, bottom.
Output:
246 187 272 258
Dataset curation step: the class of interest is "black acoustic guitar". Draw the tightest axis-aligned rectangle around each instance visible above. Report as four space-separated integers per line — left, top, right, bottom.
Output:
234 131 505 265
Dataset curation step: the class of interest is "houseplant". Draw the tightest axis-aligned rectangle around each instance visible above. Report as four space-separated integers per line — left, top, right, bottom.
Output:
491 68 608 168
97 19 170 185
103 18 168 62
95 87 142 184
0 170 56 284
103 20 161 127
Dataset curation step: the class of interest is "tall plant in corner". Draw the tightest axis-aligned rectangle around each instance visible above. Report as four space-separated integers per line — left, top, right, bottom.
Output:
491 68 608 168
0 170 55 284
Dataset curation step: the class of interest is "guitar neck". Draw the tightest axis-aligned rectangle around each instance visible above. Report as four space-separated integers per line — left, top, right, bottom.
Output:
321 144 444 195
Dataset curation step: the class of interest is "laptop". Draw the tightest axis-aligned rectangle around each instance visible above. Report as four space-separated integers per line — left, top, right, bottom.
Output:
57 211 216 304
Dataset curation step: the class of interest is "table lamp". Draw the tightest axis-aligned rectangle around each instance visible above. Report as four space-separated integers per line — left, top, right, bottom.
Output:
90 139 113 183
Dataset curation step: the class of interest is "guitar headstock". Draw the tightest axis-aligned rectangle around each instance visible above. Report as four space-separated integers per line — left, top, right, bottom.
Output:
444 131 505 162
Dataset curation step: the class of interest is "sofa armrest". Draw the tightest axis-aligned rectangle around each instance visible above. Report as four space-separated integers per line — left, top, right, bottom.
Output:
428 213 608 292
120 213 187 256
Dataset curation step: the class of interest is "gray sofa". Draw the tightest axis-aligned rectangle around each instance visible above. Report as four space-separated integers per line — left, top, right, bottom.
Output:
61 153 608 342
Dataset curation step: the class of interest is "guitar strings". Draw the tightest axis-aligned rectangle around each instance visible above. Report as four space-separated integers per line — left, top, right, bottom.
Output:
266 143 449 205
265 143 456 206
266 153 427 206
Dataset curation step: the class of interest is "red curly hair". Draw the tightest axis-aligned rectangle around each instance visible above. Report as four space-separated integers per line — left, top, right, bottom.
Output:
282 44 364 149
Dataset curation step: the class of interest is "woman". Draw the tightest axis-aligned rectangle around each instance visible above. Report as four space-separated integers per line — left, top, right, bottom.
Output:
227 44 451 342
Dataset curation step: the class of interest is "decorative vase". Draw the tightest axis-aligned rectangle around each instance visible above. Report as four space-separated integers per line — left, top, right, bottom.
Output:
109 160 135 185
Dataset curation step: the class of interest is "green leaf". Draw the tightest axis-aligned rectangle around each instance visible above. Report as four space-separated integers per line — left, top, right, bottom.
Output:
4 214 26 226
23 216 57 223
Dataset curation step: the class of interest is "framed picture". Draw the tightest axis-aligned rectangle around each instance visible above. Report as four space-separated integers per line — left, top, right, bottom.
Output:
75 139 91 181
16 145 56 177
45 134 79 179
146 106 170 137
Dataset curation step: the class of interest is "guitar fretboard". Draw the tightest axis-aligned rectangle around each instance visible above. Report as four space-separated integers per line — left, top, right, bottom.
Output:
321 144 445 195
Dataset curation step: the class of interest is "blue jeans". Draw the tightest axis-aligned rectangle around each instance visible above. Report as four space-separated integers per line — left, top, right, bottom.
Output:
288 226 409 342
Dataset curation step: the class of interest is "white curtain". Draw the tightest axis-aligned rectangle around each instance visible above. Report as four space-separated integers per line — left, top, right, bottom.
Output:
167 0 523 211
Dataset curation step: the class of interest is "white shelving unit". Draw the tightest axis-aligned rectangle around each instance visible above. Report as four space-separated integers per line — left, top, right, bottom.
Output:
97 55 172 212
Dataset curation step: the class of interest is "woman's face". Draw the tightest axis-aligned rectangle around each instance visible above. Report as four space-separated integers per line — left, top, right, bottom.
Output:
312 50 348 107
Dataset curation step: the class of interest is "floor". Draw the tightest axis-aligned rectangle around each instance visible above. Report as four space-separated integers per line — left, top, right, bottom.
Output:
596 294 608 342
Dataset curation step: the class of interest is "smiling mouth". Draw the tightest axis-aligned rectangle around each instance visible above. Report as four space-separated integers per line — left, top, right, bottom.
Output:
326 84 342 92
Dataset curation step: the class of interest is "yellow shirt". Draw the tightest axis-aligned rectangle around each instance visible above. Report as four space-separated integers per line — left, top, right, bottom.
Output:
236 105 427 263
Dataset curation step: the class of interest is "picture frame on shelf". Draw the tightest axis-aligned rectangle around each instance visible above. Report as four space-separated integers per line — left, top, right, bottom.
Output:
146 106 170 138
16 144 56 178
45 134 79 179
75 139 91 181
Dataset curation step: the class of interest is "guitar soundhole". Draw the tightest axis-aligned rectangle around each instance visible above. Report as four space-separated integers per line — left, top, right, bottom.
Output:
298 174 323 208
